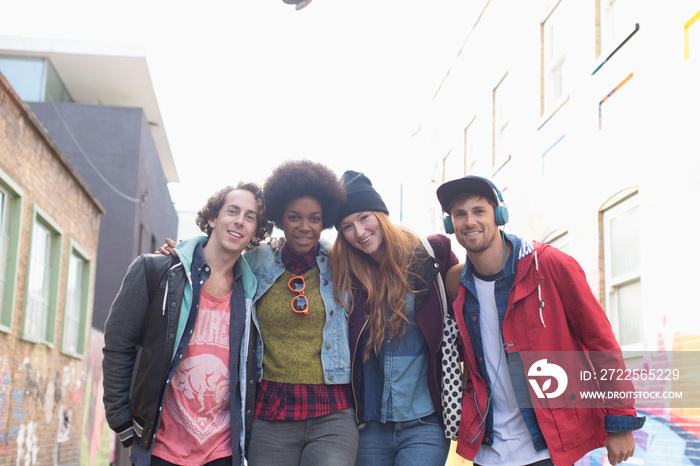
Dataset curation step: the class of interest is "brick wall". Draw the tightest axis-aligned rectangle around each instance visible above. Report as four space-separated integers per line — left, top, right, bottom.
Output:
0 71 102 465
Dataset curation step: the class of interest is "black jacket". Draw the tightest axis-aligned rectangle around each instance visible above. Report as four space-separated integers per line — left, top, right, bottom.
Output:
102 251 257 460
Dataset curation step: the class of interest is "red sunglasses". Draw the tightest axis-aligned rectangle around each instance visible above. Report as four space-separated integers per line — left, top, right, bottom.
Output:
288 275 308 314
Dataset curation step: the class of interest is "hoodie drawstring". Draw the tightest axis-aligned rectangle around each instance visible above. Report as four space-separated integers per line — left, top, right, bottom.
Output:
534 250 545 327
162 280 169 315
162 262 181 316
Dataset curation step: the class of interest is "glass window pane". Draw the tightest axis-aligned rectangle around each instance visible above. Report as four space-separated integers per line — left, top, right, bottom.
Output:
27 222 52 340
45 60 73 103
0 56 45 102
494 77 509 166
609 205 640 277
543 1 574 109
548 234 569 255
63 253 83 354
443 151 461 182
0 191 7 283
603 0 635 51
616 278 642 346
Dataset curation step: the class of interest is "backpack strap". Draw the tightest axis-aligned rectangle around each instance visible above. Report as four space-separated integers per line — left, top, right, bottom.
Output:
143 253 178 302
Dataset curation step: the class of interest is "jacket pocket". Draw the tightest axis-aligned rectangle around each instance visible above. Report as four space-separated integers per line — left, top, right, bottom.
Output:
550 405 599 451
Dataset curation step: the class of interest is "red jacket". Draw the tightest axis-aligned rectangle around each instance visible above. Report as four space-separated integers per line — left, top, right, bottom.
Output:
453 241 639 466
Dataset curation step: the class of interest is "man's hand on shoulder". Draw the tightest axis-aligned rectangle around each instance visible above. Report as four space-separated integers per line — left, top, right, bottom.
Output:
156 238 180 255
605 432 635 465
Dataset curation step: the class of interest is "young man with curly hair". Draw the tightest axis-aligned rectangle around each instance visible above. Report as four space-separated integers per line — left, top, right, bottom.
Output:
103 182 271 466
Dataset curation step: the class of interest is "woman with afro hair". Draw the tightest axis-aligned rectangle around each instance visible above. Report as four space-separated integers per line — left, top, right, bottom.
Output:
244 160 359 465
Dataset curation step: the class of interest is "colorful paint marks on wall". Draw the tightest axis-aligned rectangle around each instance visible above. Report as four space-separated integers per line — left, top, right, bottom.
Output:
81 328 113 465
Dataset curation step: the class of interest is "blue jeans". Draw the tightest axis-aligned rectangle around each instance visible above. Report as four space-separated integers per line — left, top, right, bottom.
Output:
355 413 450 466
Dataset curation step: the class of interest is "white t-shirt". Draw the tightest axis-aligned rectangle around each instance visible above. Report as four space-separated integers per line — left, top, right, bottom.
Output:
472 277 550 466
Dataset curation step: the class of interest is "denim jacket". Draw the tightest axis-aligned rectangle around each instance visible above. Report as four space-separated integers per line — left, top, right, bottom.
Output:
244 239 351 384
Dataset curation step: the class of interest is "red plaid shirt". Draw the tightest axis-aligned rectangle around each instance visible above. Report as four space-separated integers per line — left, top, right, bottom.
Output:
254 380 353 420
254 242 352 421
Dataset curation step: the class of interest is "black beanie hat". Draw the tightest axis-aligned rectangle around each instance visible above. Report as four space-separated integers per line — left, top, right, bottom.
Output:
337 170 389 225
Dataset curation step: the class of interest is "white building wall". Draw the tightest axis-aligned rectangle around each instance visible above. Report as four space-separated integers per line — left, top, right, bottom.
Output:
414 1 700 464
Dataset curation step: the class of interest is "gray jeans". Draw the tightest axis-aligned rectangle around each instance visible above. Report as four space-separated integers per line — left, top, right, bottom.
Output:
248 408 359 466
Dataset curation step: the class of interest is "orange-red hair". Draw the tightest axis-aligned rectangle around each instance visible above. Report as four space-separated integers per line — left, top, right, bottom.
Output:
330 212 419 361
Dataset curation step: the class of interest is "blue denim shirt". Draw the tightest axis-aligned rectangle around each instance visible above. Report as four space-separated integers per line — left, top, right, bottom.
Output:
460 232 547 451
244 239 351 384
359 293 434 422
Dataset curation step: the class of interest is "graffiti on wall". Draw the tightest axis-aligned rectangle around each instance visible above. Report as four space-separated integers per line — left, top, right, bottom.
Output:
82 329 112 465
576 332 700 465
0 354 85 465
0 357 11 455
16 421 38 466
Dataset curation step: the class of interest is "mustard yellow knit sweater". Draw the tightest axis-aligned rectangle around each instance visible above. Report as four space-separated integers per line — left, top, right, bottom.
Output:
255 268 326 384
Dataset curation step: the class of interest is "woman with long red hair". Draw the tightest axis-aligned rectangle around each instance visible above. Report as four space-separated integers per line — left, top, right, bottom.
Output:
331 171 458 465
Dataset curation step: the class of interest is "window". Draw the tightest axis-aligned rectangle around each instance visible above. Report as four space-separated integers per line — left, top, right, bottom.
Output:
45 60 73 102
544 229 570 255
0 191 8 314
442 151 464 183
0 174 23 333
23 209 62 344
600 0 636 56
0 56 44 102
0 55 72 103
602 194 642 347
542 1 572 112
493 74 510 168
464 117 477 174
62 243 90 357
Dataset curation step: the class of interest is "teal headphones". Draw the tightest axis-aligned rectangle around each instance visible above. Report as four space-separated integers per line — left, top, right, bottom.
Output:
442 176 509 234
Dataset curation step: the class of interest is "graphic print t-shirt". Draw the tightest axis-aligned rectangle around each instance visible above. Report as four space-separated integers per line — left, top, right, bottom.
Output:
152 290 233 465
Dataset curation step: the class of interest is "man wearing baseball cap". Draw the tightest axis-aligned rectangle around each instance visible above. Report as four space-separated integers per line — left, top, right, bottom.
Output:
436 175 645 466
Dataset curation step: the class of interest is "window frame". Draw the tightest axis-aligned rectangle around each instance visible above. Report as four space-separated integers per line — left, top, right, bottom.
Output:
541 0 570 115
61 240 91 358
22 205 63 345
598 0 637 58
544 228 569 255
601 190 643 349
464 116 477 174
0 170 24 334
492 73 510 169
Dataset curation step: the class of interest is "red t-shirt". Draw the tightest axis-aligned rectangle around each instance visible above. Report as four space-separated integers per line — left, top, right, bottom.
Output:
152 290 233 465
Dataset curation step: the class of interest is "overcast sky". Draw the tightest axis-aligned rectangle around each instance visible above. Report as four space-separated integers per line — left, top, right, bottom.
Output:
2 0 478 235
